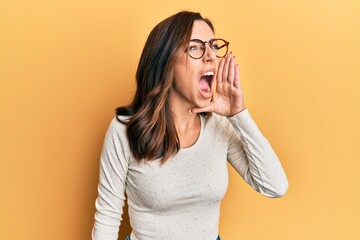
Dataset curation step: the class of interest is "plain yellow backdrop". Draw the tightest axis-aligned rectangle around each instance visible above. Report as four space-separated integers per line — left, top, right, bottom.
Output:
1 0 359 239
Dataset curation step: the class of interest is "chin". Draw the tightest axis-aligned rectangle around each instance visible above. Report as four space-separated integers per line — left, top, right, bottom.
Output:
194 97 213 109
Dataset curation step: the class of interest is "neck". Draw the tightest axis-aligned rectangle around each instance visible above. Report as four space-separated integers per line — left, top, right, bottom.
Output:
168 91 201 148
170 98 199 132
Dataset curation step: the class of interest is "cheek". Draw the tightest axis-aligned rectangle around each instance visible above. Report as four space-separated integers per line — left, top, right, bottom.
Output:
173 56 190 82
173 56 203 87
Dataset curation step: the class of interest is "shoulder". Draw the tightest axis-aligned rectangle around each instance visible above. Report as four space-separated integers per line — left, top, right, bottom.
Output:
104 115 130 142
107 115 127 130
102 115 132 158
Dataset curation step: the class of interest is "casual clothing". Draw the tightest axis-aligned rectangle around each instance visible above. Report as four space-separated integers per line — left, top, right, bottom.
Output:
92 109 288 240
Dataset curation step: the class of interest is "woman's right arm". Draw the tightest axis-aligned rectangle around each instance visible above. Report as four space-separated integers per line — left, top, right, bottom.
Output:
92 118 129 240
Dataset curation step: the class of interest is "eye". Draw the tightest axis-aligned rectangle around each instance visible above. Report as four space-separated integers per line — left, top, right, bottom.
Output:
211 43 220 50
211 41 224 51
211 39 227 51
188 40 205 52
188 44 199 51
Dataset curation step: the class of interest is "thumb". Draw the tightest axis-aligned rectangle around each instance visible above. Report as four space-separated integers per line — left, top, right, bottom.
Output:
191 103 215 114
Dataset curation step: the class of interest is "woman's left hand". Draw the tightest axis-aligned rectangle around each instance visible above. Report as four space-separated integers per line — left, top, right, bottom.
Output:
191 53 246 117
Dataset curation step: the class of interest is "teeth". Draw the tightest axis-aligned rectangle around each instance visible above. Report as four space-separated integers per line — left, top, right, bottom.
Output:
203 71 214 76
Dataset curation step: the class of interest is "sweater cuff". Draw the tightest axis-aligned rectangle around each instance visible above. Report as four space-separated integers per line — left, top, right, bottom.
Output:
227 108 261 134
228 108 250 124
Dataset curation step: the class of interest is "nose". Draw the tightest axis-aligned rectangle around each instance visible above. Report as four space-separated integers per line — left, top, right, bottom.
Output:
202 44 216 63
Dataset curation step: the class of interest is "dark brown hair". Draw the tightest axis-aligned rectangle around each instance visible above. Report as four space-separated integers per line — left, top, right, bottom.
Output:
116 11 214 163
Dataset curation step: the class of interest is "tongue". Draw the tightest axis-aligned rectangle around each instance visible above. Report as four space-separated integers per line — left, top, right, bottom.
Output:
199 77 210 92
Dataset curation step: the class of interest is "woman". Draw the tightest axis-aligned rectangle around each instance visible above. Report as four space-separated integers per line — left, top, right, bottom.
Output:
92 11 288 240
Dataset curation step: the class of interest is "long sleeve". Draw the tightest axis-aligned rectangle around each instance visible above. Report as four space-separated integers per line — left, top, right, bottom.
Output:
227 109 288 198
92 118 129 239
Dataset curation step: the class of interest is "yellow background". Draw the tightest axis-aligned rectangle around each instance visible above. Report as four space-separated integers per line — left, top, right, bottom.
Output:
1 0 359 239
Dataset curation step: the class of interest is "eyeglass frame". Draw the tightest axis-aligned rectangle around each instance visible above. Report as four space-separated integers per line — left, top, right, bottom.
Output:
185 38 230 59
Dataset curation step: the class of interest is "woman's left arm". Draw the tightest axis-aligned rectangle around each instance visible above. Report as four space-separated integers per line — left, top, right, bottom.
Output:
227 109 288 198
192 52 288 197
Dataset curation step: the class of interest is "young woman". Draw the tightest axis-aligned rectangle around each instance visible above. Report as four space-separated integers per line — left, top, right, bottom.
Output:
92 11 288 240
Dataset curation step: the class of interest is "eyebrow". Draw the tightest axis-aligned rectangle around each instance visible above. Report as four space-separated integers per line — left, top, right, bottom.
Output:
190 38 215 42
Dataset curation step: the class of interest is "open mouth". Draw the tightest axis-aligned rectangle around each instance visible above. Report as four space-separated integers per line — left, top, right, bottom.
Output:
199 70 214 97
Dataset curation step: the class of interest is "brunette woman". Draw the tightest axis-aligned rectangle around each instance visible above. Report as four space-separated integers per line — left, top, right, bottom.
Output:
92 11 288 240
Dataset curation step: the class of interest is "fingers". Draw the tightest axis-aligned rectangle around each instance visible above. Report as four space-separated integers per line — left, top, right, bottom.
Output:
222 53 231 83
234 63 240 89
217 53 237 85
217 57 225 83
228 56 235 84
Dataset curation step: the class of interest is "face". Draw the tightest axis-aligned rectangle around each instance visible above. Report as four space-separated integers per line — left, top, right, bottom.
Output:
170 20 219 110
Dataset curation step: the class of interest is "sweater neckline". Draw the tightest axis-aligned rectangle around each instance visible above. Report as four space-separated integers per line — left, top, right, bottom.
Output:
178 114 204 152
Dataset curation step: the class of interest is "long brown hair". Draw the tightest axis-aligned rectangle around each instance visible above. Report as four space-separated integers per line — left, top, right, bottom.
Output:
116 11 214 163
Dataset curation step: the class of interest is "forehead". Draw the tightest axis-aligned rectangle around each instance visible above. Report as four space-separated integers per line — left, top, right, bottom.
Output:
190 20 215 40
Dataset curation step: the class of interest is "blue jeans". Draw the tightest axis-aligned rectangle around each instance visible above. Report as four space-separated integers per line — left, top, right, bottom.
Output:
125 236 220 240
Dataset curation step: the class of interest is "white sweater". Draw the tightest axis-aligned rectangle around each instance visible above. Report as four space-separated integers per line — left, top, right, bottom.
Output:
92 109 288 240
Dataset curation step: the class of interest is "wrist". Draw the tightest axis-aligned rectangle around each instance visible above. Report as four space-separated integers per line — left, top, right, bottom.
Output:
228 106 246 117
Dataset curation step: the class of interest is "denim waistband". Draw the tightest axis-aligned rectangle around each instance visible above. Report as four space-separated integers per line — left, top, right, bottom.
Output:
125 236 220 240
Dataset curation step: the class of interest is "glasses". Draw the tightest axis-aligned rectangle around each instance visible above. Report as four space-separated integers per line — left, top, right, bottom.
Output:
186 38 229 59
